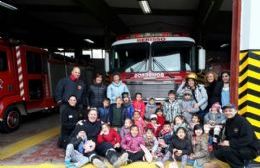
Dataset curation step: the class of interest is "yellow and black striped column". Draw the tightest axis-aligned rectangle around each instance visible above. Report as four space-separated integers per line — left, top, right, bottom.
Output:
238 50 260 162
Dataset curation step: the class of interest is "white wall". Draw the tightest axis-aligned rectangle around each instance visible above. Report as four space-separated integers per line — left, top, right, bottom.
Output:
240 0 260 50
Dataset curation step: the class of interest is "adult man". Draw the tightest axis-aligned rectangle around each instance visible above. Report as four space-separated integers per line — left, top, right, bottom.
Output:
55 66 86 112
214 104 258 168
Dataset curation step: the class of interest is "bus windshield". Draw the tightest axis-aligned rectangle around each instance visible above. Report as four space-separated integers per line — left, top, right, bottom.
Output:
111 41 195 72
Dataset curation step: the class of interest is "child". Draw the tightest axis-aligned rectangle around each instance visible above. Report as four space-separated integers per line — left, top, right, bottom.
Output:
158 121 173 154
172 115 190 133
190 114 201 131
122 92 134 119
120 118 133 138
179 89 199 123
121 125 145 163
204 102 226 148
98 98 110 123
165 127 192 168
96 123 128 168
204 102 226 133
146 114 161 137
156 108 166 126
163 90 181 122
108 97 127 129
189 124 210 168
143 128 159 160
65 129 106 168
132 92 145 118
145 97 157 119
133 111 146 135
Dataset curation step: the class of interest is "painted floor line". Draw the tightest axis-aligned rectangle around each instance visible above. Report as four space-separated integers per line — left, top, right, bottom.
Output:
0 127 59 160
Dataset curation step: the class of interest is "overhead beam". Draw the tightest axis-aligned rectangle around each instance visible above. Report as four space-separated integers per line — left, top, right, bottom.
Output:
112 7 196 16
74 0 129 35
196 0 225 27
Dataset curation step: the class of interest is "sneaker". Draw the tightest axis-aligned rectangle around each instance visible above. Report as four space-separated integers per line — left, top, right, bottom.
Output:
92 158 107 168
155 161 164 168
140 144 153 163
64 160 76 168
113 152 128 168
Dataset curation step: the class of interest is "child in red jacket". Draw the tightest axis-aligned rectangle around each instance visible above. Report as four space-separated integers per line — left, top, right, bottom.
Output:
96 123 128 168
132 93 145 118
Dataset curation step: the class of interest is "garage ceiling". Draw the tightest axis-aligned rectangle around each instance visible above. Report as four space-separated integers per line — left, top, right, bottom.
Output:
0 0 232 50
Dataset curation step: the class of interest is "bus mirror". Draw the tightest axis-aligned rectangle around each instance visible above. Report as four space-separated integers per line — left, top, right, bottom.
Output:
105 51 110 72
198 48 206 70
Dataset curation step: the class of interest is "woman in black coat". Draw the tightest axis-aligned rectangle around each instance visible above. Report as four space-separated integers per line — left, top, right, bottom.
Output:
205 71 219 109
86 73 107 108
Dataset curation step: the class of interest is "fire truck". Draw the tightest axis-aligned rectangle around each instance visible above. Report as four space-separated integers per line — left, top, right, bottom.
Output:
0 39 87 133
105 32 206 101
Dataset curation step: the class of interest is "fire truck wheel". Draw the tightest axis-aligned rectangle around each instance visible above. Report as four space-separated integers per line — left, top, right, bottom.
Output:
1 106 21 133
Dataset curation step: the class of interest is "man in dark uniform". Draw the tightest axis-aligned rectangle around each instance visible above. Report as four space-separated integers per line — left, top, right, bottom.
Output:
214 104 259 168
55 66 87 147
55 66 87 113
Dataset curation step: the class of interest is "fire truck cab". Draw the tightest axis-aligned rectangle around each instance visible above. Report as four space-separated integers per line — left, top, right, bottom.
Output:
105 32 206 101
0 39 55 132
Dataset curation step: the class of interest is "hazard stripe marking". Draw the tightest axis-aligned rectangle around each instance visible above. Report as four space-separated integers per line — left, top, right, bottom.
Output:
238 50 260 163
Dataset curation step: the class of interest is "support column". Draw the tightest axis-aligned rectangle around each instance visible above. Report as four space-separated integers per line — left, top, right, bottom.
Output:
232 0 260 162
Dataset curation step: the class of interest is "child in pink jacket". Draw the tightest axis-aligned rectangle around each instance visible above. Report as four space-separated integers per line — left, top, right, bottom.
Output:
121 125 145 163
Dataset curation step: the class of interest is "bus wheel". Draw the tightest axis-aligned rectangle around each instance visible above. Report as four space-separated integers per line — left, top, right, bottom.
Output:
1 107 21 133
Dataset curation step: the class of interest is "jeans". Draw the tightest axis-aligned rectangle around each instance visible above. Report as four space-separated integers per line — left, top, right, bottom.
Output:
65 144 89 167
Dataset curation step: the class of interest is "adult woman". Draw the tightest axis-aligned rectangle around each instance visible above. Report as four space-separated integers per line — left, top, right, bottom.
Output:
86 73 107 108
107 72 130 104
205 71 219 109
177 73 208 118
213 71 230 106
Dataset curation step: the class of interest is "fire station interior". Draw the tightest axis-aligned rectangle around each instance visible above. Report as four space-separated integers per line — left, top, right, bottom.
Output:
0 0 244 167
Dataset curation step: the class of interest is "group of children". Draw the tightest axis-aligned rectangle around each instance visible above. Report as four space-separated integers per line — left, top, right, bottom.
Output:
64 89 226 168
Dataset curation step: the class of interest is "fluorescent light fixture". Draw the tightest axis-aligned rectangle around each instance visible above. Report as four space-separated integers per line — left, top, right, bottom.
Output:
57 48 64 51
138 0 151 14
84 38 94 44
220 43 229 48
0 1 17 10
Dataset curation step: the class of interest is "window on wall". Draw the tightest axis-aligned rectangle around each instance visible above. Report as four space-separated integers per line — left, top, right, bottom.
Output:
26 52 42 74
0 51 8 71
82 49 105 59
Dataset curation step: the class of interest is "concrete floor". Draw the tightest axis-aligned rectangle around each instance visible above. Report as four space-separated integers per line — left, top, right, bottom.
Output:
0 112 60 147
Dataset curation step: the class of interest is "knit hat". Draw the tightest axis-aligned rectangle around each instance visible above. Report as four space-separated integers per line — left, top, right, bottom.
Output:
183 89 192 96
150 114 157 120
210 102 222 112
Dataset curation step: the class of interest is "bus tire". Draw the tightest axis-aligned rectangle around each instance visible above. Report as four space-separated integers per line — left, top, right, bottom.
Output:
0 106 21 133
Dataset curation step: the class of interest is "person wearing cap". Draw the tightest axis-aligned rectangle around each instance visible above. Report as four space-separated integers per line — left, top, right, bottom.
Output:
107 72 130 104
146 114 161 137
179 89 199 123
214 104 258 168
177 72 208 119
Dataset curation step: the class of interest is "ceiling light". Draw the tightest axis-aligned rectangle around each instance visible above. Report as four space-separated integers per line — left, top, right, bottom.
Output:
138 0 151 14
0 1 17 10
84 39 94 44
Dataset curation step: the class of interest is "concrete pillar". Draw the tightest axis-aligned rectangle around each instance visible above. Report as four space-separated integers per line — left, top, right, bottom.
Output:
232 0 260 162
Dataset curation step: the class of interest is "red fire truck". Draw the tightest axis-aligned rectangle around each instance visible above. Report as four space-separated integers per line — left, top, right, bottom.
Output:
0 39 85 132
105 32 206 101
